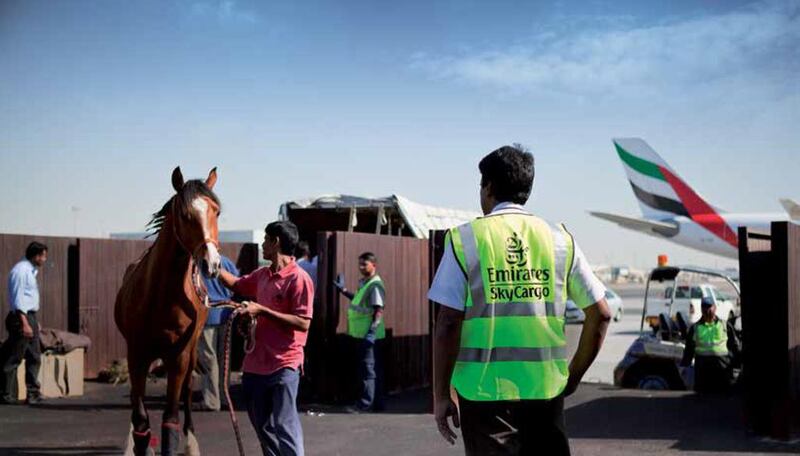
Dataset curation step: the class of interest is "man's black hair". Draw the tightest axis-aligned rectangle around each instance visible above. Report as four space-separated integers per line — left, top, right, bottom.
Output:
295 241 311 259
265 221 300 255
358 252 377 263
479 144 534 205
25 241 47 261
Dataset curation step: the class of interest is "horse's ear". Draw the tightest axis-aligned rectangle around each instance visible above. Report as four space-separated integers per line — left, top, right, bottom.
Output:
205 167 218 189
172 167 184 192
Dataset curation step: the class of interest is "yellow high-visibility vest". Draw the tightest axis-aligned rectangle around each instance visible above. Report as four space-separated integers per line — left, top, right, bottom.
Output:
449 213 574 401
347 275 385 339
695 319 728 357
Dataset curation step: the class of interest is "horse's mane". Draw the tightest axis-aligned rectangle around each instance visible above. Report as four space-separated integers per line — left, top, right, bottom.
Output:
146 180 221 238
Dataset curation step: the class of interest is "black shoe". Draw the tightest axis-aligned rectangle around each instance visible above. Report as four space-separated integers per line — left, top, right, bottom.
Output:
344 404 371 414
191 403 219 412
0 397 21 405
26 395 43 405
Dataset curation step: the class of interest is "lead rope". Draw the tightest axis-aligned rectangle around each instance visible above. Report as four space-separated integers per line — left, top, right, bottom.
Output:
222 307 246 456
221 303 257 456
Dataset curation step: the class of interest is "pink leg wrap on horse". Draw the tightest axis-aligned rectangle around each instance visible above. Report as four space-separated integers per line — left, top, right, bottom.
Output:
162 422 181 430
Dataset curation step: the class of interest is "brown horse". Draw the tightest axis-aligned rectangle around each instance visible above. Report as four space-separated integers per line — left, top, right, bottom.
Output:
115 167 222 456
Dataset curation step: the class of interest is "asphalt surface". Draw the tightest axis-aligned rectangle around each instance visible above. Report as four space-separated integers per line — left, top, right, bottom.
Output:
2 283 797 455
1 380 798 456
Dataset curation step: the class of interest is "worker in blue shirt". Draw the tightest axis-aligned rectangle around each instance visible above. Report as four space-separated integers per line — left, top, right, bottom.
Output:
196 254 240 411
1 242 48 405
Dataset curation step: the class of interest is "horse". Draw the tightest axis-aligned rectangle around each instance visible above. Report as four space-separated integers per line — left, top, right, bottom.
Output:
115 167 222 456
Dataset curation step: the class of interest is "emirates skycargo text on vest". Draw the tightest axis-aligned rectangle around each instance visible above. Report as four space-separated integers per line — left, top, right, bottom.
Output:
487 267 552 301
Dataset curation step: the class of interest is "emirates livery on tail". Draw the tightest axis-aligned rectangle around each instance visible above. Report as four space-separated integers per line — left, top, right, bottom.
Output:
591 138 799 259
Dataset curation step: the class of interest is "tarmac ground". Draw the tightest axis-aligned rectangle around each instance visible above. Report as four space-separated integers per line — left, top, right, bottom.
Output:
2 283 798 455
1 380 798 456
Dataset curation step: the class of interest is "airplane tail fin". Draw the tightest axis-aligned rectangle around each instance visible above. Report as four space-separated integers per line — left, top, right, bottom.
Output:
780 198 800 220
612 138 723 219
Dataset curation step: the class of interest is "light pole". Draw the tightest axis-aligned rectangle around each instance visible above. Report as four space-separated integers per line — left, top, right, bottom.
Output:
70 206 81 236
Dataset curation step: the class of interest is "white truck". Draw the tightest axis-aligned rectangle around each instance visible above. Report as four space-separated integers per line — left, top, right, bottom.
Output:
645 283 739 331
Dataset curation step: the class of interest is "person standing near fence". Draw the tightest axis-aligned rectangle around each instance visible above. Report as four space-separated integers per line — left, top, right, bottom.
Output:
429 146 611 455
1 241 48 405
680 297 740 393
295 241 318 291
218 221 314 456
195 254 239 411
335 252 386 412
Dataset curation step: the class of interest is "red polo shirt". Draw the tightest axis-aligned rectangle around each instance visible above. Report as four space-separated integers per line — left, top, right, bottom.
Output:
233 260 314 376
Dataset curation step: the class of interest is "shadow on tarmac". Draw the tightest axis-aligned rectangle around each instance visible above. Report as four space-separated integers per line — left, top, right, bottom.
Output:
0 446 119 455
566 391 800 453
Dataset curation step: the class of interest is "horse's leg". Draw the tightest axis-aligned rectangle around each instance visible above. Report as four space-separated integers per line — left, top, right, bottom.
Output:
161 351 190 456
182 343 200 456
127 359 152 456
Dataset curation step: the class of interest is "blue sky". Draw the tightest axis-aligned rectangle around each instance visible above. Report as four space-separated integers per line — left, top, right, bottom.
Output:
1 0 797 269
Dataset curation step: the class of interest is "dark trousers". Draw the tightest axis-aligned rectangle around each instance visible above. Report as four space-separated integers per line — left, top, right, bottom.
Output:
357 338 384 410
1 312 41 401
243 368 304 456
458 393 570 456
694 355 733 393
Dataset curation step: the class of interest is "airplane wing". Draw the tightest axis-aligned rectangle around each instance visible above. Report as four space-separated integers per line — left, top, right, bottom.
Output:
779 198 800 220
589 211 679 237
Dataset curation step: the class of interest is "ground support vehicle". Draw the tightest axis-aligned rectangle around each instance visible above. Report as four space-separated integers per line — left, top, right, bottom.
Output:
614 266 740 390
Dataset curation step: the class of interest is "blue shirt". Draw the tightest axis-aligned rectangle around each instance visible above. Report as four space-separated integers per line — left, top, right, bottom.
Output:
203 255 239 326
8 259 40 313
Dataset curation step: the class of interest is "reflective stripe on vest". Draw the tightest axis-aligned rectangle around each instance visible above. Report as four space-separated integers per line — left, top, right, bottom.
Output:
347 275 385 339
449 214 575 401
695 320 728 357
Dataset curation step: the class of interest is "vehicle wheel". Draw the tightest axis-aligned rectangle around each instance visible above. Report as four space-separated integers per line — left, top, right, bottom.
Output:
636 374 671 390
614 308 623 322
623 361 685 391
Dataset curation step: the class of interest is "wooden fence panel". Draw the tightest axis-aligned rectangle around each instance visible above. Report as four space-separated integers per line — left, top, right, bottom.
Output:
308 231 431 401
77 239 254 378
738 223 800 439
77 238 152 378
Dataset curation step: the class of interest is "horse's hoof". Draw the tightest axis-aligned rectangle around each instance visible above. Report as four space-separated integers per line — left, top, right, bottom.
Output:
161 424 181 456
123 425 135 456
183 429 200 456
124 424 153 456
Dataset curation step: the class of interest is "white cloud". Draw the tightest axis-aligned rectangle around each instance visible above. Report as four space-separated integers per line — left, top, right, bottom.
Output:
411 1 799 98
190 0 258 24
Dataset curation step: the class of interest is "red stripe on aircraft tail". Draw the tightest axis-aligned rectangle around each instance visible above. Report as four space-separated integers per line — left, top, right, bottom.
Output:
658 166 739 248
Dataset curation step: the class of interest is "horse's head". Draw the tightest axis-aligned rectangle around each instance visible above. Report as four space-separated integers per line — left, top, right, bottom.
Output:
170 167 222 278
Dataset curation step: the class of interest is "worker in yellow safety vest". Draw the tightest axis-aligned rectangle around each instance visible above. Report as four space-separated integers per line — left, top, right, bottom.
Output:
335 252 386 412
680 297 740 393
429 145 612 456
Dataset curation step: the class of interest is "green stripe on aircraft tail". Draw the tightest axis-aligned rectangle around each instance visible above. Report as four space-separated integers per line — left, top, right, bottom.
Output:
614 142 666 182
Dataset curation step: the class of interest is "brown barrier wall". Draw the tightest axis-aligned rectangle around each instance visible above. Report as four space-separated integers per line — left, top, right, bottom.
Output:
308 231 431 401
77 239 251 377
0 234 76 341
77 238 152 378
739 222 800 440
1 233 257 378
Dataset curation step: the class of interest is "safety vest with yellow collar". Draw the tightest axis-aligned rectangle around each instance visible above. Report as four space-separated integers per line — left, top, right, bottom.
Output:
347 275 386 339
695 319 729 357
448 213 575 401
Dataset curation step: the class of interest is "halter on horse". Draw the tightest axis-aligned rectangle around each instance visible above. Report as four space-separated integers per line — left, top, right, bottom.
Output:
114 167 221 456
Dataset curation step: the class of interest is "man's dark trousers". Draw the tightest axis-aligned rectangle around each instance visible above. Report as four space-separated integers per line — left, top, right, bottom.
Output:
356 338 384 410
458 393 570 456
694 355 733 393
1 311 41 402
243 368 304 456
